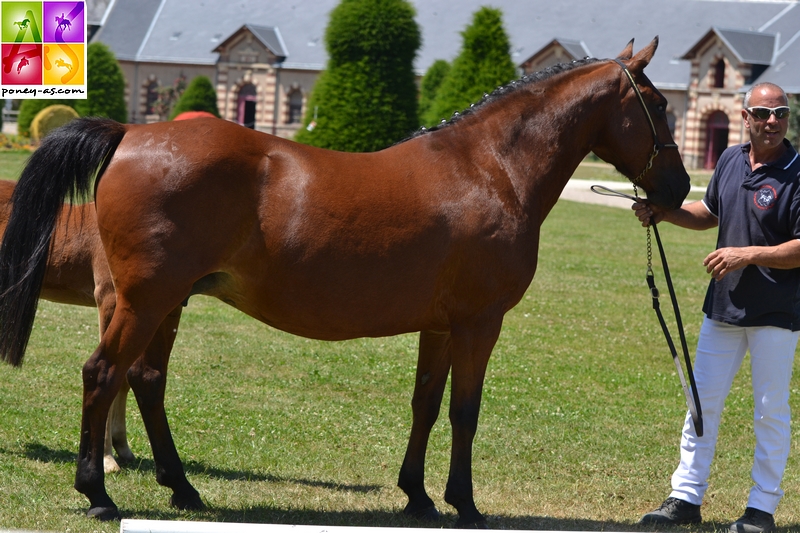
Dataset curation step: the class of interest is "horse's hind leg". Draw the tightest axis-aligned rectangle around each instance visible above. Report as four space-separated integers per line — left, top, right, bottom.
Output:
96 293 136 474
104 381 134 473
127 306 203 511
398 329 452 521
75 305 165 520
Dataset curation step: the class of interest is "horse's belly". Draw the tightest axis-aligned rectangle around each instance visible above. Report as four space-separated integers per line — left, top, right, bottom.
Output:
223 264 444 341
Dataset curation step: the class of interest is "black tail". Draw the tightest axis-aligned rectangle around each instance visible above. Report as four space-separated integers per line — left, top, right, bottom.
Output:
0 117 126 366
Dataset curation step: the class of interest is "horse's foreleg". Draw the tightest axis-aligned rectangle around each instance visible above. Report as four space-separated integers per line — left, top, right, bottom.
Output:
75 306 154 520
127 306 204 511
398 329 452 521
444 317 504 529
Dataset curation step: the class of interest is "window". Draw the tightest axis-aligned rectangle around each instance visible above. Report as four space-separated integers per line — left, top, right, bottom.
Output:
713 59 725 88
145 81 159 115
288 90 303 124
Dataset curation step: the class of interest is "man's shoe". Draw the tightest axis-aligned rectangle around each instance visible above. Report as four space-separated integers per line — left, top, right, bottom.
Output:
639 497 702 525
729 507 775 533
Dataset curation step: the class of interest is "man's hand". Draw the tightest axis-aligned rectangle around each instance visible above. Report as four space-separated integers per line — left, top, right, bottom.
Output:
631 200 668 227
703 247 750 280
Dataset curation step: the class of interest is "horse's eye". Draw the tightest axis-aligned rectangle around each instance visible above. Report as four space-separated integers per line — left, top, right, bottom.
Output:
656 104 665 113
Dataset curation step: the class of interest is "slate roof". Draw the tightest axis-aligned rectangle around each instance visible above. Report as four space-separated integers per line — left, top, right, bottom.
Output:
213 25 289 62
86 0 110 26
555 39 593 61
682 27 776 64
91 0 800 91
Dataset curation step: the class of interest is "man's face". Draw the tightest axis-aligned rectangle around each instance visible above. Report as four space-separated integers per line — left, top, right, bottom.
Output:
742 86 790 151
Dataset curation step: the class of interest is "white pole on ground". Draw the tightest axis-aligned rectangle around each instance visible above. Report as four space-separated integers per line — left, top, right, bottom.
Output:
120 520 581 533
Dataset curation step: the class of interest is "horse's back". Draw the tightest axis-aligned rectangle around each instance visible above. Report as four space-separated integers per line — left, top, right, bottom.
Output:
96 119 533 338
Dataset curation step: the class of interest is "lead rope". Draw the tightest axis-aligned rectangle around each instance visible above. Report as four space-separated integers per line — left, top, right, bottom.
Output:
594 184 704 436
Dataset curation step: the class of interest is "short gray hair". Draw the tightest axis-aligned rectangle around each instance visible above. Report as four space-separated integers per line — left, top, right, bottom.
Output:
744 82 788 108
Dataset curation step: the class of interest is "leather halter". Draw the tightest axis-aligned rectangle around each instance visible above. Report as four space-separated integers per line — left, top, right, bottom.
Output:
614 58 679 185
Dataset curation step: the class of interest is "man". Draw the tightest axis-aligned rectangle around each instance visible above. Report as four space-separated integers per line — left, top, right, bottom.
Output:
633 82 800 533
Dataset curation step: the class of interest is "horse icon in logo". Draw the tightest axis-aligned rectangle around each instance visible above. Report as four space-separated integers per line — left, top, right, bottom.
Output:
17 56 29 74
13 19 30 30
754 185 778 210
55 58 73 72
55 14 71 32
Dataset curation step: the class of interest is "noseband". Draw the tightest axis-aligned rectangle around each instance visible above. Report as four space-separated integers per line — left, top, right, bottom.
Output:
613 58 679 185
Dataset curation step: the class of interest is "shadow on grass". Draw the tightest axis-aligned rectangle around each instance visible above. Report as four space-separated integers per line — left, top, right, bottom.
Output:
14 441 381 494
15 443 800 531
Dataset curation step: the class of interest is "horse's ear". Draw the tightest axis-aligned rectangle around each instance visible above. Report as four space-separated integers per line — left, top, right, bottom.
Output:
626 36 659 73
617 39 634 60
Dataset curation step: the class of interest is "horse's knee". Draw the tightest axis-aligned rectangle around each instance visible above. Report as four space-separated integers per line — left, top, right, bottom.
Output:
127 361 164 395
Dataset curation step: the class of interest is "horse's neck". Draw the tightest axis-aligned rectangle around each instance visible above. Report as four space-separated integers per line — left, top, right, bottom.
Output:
481 70 615 222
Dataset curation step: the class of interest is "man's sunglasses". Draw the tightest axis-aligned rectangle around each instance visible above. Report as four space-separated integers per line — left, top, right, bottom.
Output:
745 106 791 120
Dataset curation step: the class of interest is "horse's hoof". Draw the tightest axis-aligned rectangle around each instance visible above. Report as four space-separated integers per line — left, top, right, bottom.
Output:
103 456 121 474
403 502 440 521
116 449 136 465
170 492 206 511
87 505 120 521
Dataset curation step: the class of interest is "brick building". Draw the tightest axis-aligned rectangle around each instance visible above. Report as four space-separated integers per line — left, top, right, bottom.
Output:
92 0 800 168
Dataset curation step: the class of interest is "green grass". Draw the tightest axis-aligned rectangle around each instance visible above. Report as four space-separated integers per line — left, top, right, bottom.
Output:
0 150 31 181
4 199 800 532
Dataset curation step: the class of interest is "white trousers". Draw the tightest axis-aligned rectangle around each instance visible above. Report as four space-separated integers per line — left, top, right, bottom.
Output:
670 317 798 514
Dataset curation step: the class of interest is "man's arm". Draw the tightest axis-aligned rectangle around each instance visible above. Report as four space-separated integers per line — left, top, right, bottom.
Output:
705 239 800 280
632 199 718 230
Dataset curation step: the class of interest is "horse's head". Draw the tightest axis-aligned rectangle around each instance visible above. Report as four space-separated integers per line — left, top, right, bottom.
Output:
591 37 690 210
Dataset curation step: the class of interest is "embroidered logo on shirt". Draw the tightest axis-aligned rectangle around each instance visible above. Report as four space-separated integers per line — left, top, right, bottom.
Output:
754 185 778 210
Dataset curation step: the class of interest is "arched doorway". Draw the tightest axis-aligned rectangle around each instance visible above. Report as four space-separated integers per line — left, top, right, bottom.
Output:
704 111 729 170
237 83 257 128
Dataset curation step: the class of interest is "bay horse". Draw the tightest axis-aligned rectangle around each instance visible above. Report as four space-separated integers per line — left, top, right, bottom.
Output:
0 38 689 526
0 179 139 474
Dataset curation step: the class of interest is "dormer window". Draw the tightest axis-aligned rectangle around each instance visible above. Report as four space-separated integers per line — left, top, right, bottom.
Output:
713 59 725 88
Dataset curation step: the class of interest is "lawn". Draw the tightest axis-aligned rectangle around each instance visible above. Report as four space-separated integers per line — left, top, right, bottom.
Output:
3 197 799 533
0 150 31 181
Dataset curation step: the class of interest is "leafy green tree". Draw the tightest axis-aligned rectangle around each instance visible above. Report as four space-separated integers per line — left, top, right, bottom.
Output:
17 98 75 137
74 42 127 122
0 100 3 132
169 76 220 119
294 0 420 152
425 7 517 126
418 59 450 127
788 94 800 151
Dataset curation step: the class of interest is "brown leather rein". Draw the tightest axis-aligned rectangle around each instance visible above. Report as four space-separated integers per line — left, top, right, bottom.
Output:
589 60 704 437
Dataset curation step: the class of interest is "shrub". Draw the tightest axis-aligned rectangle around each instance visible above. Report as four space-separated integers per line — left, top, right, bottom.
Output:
294 0 420 152
169 76 219 119
74 42 127 122
418 60 450 128
17 99 76 137
425 7 517 126
789 94 800 151
30 105 80 143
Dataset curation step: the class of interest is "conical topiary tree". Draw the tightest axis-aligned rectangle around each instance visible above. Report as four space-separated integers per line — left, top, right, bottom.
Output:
169 76 219 119
294 0 420 152
74 42 127 123
425 7 517 126
418 59 450 128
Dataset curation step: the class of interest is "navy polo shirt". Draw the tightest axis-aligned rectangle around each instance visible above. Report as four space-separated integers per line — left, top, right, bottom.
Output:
702 139 800 330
